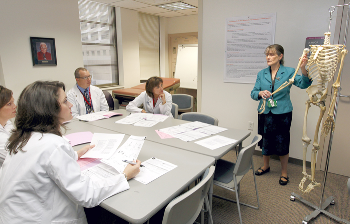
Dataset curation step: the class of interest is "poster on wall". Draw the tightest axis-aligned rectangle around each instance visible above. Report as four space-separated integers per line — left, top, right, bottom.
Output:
224 13 276 83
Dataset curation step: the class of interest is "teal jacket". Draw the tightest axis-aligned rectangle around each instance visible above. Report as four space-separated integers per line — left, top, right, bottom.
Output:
251 65 312 114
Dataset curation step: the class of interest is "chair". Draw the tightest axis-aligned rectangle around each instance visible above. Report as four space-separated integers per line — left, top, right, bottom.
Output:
213 135 262 224
171 103 178 119
103 90 114 111
172 94 193 112
180 112 218 126
162 166 215 224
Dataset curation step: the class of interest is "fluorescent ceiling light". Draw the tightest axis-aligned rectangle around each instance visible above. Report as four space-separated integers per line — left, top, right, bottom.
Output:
156 1 197 11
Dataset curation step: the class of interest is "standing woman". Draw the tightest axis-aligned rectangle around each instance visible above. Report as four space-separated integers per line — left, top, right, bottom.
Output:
126 76 173 117
251 44 312 185
0 81 141 223
0 86 16 168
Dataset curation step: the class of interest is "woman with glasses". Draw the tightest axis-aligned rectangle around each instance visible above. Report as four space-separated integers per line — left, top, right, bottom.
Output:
0 81 141 223
126 76 173 117
0 86 16 168
250 44 312 185
67 67 109 118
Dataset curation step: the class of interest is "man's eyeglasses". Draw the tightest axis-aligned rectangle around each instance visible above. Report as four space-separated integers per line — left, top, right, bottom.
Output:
78 75 92 80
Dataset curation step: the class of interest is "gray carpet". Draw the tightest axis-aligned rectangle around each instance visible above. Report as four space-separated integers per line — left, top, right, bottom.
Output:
211 150 350 224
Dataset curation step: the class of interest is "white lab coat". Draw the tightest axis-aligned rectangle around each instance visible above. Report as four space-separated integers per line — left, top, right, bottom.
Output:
126 91 173 117
0 120 13 168
67 85 109 118
0 132 129 224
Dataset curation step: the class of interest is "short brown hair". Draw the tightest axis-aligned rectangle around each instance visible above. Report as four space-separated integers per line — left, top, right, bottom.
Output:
0 85 13 109
145 76 163 98
74 67 87 78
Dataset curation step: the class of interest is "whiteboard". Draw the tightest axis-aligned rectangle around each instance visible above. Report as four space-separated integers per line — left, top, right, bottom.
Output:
174 44 198 89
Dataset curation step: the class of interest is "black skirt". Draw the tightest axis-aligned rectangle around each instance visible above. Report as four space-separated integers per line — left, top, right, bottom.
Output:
258 111 292 156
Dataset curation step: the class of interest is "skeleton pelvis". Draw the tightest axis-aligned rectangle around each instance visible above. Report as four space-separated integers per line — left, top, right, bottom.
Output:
306 85 327 103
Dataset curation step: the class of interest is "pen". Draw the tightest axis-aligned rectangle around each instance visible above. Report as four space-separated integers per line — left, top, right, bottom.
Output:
122 160 144 167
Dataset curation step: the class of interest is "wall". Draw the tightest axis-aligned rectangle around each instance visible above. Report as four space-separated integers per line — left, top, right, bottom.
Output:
115 7 141 88
167 15 198 34
200 0 339 161
0 0 83 101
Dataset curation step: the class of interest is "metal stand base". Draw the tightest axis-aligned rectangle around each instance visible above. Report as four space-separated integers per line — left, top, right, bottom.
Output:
290 192 350 224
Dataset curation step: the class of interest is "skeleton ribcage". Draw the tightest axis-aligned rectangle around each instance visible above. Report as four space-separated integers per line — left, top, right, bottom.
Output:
307 45 344 92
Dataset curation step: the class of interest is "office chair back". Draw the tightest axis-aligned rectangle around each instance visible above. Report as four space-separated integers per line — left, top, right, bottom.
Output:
103 90 114 111
180 112 219 126
172 94 193 111
162 166 215 224
171 103 178 119
234 135 262 177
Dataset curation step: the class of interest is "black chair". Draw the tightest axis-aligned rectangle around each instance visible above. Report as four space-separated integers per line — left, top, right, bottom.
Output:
103 90 114 111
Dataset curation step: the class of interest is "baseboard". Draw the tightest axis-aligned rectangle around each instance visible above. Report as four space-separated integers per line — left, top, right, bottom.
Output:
253 150 311 168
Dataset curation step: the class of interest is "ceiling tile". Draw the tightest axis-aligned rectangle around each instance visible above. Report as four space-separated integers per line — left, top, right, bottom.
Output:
111 0 151 9
179 7 197 16
182 0 198 7
155 11 185 18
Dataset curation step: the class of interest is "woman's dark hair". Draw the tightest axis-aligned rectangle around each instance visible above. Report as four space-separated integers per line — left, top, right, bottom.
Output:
145 76 163 98
0 85 13 109
265 44 284 65
7 81 65 155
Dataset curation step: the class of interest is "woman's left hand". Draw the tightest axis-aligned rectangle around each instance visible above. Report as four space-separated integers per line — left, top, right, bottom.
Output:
159 93 166 105
77 144 95 159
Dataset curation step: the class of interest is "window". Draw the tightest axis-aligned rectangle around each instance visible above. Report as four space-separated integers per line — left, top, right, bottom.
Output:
78 0 118 85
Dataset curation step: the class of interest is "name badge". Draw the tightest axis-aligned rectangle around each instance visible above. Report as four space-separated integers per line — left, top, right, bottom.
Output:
267 99 277 108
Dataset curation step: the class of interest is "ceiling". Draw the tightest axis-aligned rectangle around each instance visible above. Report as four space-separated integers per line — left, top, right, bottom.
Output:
95 0 198 17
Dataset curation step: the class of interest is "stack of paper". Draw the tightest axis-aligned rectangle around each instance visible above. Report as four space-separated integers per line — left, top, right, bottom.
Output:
77 111 122 122
116 113 169 127
64 131 93 147
195 135 237 150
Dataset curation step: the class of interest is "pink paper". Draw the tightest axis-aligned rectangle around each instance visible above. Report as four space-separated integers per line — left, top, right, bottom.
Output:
155 130 174 139
77 158 101 171
65 131 93 147
103 112 123 118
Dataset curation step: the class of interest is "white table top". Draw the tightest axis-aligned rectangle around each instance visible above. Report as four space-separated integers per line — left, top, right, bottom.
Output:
84 109 251 160
66 121 215 223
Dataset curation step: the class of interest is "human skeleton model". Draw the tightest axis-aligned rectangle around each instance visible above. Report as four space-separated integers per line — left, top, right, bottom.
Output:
258 32 347 193
299 32 347 193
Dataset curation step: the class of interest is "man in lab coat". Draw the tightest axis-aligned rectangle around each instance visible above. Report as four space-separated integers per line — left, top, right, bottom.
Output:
67 68 109 118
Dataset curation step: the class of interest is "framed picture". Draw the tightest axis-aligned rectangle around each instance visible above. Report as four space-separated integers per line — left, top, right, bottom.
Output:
30 37 57 66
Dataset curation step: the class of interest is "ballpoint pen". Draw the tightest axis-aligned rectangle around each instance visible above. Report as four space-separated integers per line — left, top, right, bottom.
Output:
122 160 144 167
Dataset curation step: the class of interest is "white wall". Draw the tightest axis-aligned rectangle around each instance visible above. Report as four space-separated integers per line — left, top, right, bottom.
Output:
167 15 198 34
115 7 141 88
200 0 339 161
0 0 83 101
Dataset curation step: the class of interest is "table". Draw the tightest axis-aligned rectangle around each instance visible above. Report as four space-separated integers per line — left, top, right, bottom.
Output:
66 121 215 223
86 109 251 160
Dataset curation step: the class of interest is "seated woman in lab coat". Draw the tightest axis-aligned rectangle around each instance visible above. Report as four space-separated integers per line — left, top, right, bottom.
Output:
0 86 16 168
0 81 141 224
126 76 173 117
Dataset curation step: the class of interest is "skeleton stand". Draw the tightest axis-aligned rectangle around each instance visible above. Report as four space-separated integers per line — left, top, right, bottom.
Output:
290 5 350 224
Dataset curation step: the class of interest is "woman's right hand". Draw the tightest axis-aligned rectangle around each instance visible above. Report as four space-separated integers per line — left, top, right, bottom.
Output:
259 90 272 99
123 160 141 180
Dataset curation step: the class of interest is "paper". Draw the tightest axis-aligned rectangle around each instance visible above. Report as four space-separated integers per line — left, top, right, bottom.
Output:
101 135 145 173
179 121 211 130
134 157 177 184
158 125 192 137
224 13 276 83
115 113 168 125
76 111 122 122
77 158 101 171
81 163 120 188
155 130 174 139
133 120 159 127
81 133 125 159
173 130 210 142
64 132 93 147
194 126 228 135
195 135 237 150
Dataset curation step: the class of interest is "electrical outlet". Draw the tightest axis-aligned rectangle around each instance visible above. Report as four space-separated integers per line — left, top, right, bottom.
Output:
248 121 254 130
